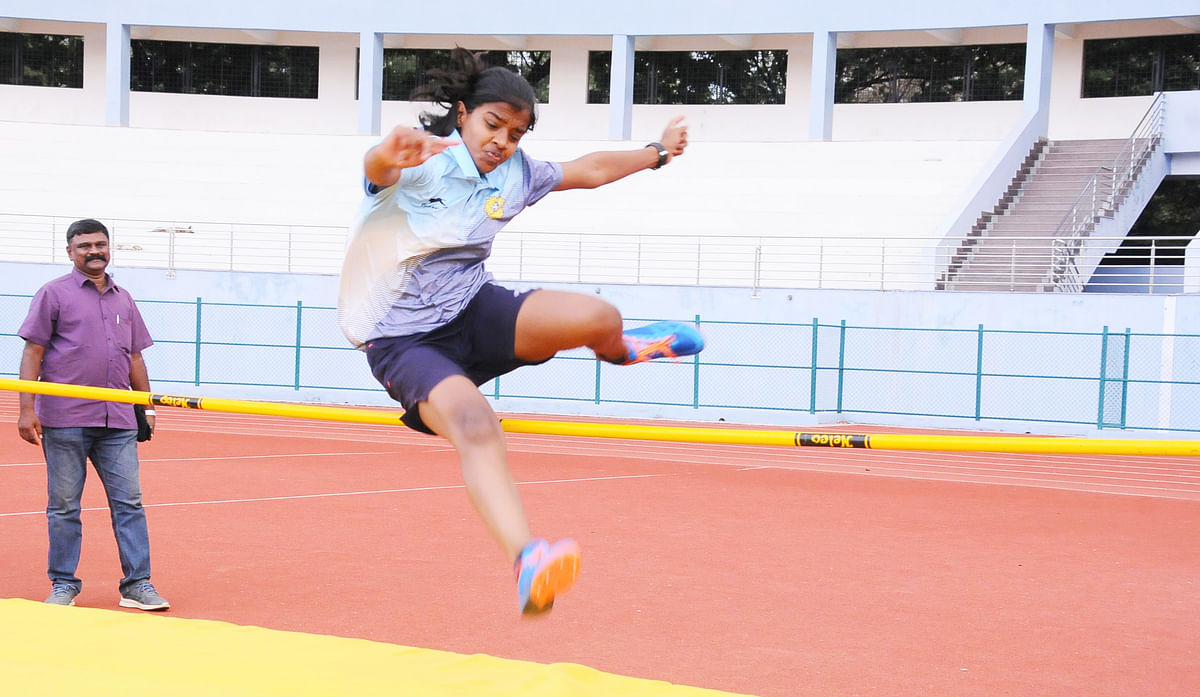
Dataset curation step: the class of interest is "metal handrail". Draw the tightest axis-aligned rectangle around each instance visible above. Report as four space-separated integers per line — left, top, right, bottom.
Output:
3 212 1193 293
1043 92 1166 291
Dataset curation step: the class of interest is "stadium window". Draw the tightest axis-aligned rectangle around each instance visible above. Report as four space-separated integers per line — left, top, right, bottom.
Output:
377 49 550 102
586 50 788 104
130 40 319 98
0 32 83 88
835 44 1025 103
1082 34 1200 98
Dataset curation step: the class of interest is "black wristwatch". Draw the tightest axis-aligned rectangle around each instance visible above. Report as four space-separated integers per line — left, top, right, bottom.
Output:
646 142 669 170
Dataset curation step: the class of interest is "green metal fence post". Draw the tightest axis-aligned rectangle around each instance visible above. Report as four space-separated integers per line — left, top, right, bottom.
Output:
975 324 984 421
193 297 202 386
1120 328 1131 429
294 301 303 390
593 358 601 404
1097 325 1110 429
836 319 846 413
693 314 701 409
810 317 819 414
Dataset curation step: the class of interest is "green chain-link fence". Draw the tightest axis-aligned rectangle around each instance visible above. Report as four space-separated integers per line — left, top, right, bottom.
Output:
2 294 1198 433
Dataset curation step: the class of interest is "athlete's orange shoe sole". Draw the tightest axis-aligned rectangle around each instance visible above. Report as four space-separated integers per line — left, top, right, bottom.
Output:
516 539 581 615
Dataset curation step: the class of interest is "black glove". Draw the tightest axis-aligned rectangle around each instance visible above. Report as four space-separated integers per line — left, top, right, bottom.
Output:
134 405 153 442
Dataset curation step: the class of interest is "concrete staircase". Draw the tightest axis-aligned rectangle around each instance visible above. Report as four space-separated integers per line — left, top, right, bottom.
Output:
937 138 1130 291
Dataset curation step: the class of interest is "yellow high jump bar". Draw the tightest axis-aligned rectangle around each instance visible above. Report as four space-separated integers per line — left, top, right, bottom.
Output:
2 377 1199 457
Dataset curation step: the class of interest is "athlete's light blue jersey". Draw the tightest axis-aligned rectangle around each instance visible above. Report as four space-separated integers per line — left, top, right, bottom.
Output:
337 132 562 346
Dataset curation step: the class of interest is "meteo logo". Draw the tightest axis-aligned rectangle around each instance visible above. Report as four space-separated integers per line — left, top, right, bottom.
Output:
150 394 203 409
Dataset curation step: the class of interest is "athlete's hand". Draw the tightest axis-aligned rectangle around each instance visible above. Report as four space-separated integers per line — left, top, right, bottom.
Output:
365 126 460 188
659 116 689 162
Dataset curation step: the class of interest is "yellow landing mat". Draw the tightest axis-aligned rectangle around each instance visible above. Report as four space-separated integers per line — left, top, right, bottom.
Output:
0 599 757 697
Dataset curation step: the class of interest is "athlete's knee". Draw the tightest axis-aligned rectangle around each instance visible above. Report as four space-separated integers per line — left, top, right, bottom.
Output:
444 402 504 448
578 299 623 339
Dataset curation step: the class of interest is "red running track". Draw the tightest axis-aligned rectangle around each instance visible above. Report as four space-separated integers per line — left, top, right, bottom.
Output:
1 395 1198 697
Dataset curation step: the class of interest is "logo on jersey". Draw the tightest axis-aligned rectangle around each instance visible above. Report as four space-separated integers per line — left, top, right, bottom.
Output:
485 196 505 219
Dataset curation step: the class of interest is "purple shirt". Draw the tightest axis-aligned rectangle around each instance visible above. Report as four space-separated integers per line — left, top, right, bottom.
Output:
18 269 153 429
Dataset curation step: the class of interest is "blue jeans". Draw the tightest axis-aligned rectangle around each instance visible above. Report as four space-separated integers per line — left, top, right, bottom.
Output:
42 427 152 594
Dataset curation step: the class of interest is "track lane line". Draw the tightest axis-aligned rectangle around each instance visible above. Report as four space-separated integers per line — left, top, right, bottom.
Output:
0 472 671 517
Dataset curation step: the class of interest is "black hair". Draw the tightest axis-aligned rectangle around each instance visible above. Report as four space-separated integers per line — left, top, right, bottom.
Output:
66 218 109 243
410 47 538 137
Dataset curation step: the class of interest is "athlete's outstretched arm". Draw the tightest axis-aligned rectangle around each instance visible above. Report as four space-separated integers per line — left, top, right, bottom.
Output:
555 116 688 191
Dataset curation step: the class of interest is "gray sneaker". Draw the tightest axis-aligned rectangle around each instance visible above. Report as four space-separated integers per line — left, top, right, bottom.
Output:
45 584 79 606
119 580 170 611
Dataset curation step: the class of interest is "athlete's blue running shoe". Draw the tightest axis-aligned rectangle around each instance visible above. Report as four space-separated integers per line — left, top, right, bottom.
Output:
613 321 705 365
515 538 580 615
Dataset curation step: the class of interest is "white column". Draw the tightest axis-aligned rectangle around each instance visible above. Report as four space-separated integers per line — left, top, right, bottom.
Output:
358 31 383 136
608 34 635 140
808 31 836 141
105 22 130 126
1023 22 1055 133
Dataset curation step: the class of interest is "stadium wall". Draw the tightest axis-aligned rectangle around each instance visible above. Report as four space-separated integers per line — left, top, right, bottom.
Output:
1 4 1197 141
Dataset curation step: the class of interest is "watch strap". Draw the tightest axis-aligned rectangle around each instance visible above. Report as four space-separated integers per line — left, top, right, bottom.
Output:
646 142 668 170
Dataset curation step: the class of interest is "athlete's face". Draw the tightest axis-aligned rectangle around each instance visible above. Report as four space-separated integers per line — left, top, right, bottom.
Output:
456 101 531 174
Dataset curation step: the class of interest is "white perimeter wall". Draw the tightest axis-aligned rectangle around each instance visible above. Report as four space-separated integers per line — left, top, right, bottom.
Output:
3 260 1197 437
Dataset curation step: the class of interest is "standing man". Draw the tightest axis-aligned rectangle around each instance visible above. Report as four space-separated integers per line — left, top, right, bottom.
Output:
16 218 169 611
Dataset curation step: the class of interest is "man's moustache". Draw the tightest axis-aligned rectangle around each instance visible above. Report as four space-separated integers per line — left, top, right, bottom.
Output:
85 254 107 262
